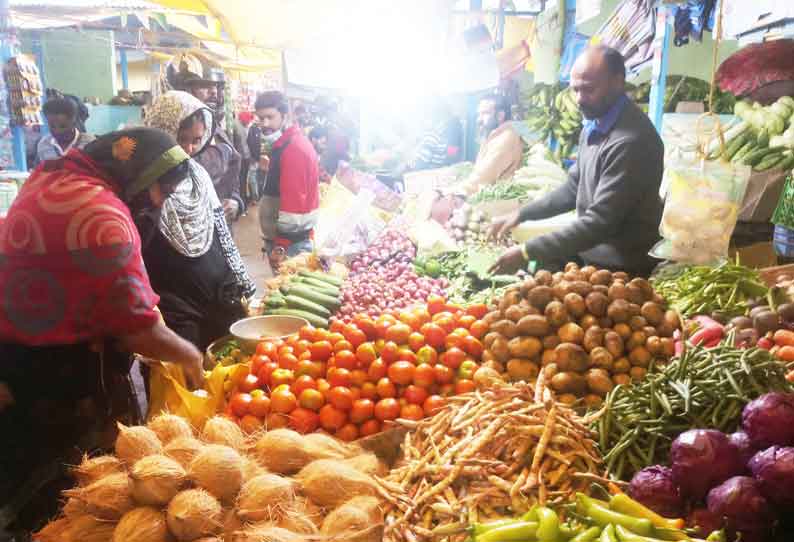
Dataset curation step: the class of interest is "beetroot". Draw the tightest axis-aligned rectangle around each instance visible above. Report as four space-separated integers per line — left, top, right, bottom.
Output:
670 429 744 501
748 446 794 508
628 465 684 518
741 392 794 449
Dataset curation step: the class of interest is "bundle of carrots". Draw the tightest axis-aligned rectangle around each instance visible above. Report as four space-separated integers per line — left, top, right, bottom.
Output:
379 380 603 542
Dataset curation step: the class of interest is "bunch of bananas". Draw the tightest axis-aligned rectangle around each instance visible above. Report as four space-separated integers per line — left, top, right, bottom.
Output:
524 84 582 163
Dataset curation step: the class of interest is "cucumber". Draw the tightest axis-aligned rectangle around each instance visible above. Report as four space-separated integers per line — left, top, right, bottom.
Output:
265 294 286 308
732 141 756 163
287 284 341 310
757 128 770 148
723 132 749 160
284 295 331 318
293 277 340 296
266 308 329 328
756 152 786 171
743 147 776 166
298 270 343 287
776 153 794 172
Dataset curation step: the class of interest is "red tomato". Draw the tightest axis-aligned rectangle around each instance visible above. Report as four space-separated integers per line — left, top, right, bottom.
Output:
444 333 467 350
319 404 348 431
433 315 457 334
328 386 354 411
465 303 489 320
385 323 412 345
458 360 478 380
433 364 455 384
344 327 367 349
439 383 456 396
374 398 400 421
388 361 415 386
360 382 378 400
399 312 421 332
249 394 271 417
420 323 446 349
427 294 447 316
353 317 378 340
270 388 298 414
255 341 278 358
329 319 346 334
403 385 429 406
455 379 476 395
230 393 252 417
356 343 377 366
292 375 317 397
457 315 477 330
349 398 375 423
294 339 311 356
374 318 394 340
423 395 447 416
416 345 438 366
270 368 295 389
397 348 417 364
380 341 400 364
298 388 325 411
376 377 397 399
257 361 279 388
440 347 466 370
400 403 425 421
336 423 359 442
309 340 333 362
408 332 425 352
289 407 320 434
413 364 436 388
326 332 345 345
350 369 368 388
334 339 354 353
277 345 294 360
295 359 318 378
367 359 388 382
279 353 299 371
462 336 484 358
298 325 317 342
334 350 357 370
250 354 270 377
469 320 488 340
327 367 352 388
239 374 260 393
359 418 381 437
316 378 332 399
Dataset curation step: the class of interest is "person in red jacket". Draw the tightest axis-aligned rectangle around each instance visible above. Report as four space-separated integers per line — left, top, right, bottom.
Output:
253 91 320 260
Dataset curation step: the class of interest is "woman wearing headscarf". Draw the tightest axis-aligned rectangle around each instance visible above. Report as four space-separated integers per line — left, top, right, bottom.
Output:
143 91 256 350
0 128 204 533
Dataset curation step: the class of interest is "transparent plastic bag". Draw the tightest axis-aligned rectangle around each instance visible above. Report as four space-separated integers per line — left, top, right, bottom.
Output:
651 154 751 264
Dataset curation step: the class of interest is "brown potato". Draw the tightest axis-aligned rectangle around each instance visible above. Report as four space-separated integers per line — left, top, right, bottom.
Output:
484 332 502 349
498 290 522 313
555 343 589 372
570 281 593 297
580 266 597 280
518 299 541 315
663 310 681 330
629 366 648 381
660 337 675 358
491 320 519 339
558 322 585 345
482 350 497 364
612 373 631 386
604 331 625 358
483 310 502 327
542 335 561 350
630 278 654 301
586 368 614 395
583 394 604 408
613 357 631 373
508 337 542 359
629 315 648 331
534 269 553 286
580 314 599 331
614 272 630 282
563 293 586 318
504 304 528 322
516 315 550 337
614 325 632 343
629 346 652 367
589 269 613 286
626 283 646 305
552 281 571 301
527 286 554 310
541 349 557 366
608 282 628 302
656 323 675 338
543 363 559 380
640 302 665 326
585 292 609 317
552 271 564 284
646 336 663 356
544 301 569 327
550 371 587 395
489 337 511 363
589 346 614 370
506 359 540 382
558 393 579 406
483 360 505 373
627 331 648 350
627 303 642 318
565 262 580 273
643 326 658 338
593 284 610 295
598 317 614 329
608 299 631 323
519 277 537 298
583 326 606 352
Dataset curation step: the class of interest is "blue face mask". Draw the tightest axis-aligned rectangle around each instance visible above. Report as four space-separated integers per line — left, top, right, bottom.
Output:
262 129 282 144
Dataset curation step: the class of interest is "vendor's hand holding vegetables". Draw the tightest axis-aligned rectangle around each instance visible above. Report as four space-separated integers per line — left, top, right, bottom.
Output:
490 46 665 276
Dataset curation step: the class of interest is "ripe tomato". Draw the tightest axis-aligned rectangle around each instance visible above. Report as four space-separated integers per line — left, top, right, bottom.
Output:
408 332 425 352
289 407 320 434
277 345 294 360
400 403 425 421
292 375 317 397
298 388 325 411
360 382 378 400
374 318 394 340
239 414 263 434
374 398 400 421
397 348 417 364
359 418 381 437
309 340 333 362
440 347 466 370
433 364 455 384
270 388 298 414
319 404 348 431
353 317 377 340
457 315 477 330
326 332 345 345
266 412 290 429
423 395 447 416
239 374 260 393
427 294 447 316
255 341 278 358
349 398 375 423
444 333 467 350
416 345 438 366
299 325 317 342
458 360 479 380
279 353 299 371
328 386 354 411
403 384 429 406
462 336 484 358
465 303 489 320
316 378 331 399
469 320 488 339
399 312 421 332
249 394 271 417
439 383 456 396
294 339 311 356
380 341 400 364
336 423 359 442
350 369 368 388
385 323 412 345
455 379 476 395
413 364 436 388
413 308 432 327
270 368 295 389
298 351 313 362
295 359 318 379
420 323 446 349
250 354 270 377
334 339 354 353
230 393 252 417
327 367 352 388
329 318 346 334
355 343 377 366
388 361 415 386
376 377 397 399
367 359 388 382
343 326 367 349
433 315 457 334
334 350 357 370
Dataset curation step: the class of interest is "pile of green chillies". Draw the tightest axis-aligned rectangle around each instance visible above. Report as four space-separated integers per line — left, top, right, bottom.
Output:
595 339 794 481
651 261 770 318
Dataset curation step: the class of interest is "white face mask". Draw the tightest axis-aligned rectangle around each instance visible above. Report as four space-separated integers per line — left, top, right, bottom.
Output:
262 129 282 144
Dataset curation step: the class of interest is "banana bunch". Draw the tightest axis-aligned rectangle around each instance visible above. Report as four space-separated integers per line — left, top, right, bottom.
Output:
524 84 582 163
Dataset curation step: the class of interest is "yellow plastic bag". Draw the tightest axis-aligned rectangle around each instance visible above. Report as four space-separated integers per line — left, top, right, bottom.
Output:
146 361 241 428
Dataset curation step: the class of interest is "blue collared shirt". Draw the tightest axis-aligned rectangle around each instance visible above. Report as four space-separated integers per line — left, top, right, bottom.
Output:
582 94 629 143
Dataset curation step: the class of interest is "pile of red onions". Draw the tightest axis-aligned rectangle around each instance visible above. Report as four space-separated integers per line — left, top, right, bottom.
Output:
349 230 416 274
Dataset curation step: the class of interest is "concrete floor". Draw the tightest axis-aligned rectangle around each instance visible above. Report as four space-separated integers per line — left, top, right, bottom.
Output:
235 201 274 294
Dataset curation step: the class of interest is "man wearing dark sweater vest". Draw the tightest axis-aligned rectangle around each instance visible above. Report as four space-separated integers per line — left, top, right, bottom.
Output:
490 46 664 277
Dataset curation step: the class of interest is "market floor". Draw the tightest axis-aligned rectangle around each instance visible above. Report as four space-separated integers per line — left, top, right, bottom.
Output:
235 200 274 293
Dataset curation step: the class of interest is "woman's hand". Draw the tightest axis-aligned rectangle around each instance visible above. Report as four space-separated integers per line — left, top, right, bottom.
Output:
0 382 14 413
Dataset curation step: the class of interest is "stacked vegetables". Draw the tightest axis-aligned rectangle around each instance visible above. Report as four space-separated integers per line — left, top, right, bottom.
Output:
482 263 680 405
444 203 492 244
524 84 582 162
628 392 794 541
264 270 343 328
35 418 385 542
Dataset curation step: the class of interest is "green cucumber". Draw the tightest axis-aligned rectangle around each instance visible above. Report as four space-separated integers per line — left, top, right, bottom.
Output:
287 284 341 310
756 152 786 171
776 153 794 172
266 308 329 328
720 132 748 161
265 294 286 308
293 277 340 296
284 295 331 318
298 270 343 287
732 141 756 163
743 147 776 166
757 128 770 147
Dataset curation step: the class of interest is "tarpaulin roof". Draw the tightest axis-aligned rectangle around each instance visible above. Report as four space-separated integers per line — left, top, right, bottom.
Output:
9 0 166 28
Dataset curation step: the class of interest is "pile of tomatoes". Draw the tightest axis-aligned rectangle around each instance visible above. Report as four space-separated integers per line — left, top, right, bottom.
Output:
224 295 490 441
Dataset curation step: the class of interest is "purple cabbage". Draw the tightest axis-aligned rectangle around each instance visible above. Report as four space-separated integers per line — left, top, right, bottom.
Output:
741 392 794 449
707 476 773 534
671 429 744 500
628 465 685 518
748 446 794 508
728 431 756 466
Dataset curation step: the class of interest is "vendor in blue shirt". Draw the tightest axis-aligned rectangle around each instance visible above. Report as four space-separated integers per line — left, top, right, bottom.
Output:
489 45 664 277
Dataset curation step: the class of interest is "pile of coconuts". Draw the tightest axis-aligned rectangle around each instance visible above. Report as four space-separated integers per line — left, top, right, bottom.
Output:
34 414 386 542
480 262 682 408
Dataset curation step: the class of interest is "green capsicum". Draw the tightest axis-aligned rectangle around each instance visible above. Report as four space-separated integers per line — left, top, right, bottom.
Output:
576 494 653 537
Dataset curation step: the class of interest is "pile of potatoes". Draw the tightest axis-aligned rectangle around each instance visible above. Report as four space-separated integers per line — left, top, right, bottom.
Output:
480 263 681 407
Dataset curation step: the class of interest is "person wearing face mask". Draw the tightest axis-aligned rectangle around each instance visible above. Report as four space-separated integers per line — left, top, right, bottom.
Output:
142 91 255 349
251 91 320 260
488 46 664 277
36 97 95 164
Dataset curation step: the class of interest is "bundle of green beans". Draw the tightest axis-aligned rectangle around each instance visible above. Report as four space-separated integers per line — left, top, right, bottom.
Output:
469 182 535 203
595 339 794 481
651 261 769 318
